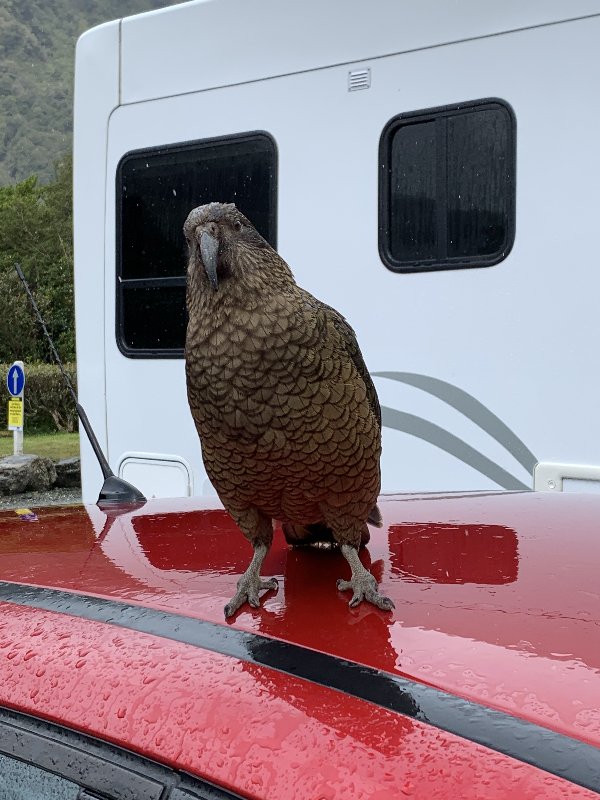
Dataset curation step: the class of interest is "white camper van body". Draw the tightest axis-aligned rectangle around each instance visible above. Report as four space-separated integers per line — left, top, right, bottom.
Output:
74 0 600 503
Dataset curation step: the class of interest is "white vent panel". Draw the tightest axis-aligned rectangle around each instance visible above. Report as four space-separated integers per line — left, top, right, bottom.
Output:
348 68 371 91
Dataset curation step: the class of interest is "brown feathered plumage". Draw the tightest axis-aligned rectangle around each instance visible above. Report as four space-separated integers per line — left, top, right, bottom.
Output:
184 202 393 616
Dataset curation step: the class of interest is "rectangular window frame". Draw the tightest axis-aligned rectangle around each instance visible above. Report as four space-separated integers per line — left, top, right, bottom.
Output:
378 98 516 274
116 131 278 359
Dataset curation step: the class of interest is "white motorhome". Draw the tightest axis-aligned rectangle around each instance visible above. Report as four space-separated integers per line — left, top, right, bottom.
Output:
74 0 600 503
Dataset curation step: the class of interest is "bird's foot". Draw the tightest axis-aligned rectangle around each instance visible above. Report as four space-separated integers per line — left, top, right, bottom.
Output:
336 573 394 611
224 574 279 618
337 544 395 611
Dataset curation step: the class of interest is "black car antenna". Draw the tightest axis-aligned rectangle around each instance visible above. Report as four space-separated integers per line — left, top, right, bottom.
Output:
14 263 146 507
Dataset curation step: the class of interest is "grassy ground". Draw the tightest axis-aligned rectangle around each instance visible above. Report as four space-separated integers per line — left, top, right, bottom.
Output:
0 431 80 460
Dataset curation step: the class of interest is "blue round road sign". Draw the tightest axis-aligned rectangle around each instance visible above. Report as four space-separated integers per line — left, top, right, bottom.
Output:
7 363 25 397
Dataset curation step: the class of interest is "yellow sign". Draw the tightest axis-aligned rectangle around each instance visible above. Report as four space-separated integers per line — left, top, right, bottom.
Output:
7 398 23 430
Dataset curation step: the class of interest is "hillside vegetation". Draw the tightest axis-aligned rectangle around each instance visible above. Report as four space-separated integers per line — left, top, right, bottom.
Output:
0 0 182 184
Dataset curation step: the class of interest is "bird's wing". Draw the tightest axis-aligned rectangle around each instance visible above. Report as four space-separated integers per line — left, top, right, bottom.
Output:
300 290 381 430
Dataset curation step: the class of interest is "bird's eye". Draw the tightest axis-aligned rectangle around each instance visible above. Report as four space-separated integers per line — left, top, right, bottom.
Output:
234 219 243 232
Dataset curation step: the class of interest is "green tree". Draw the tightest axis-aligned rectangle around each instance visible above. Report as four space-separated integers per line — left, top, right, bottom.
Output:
0 154 74 363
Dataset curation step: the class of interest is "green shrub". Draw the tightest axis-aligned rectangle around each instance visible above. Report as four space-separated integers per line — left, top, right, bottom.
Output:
0 362 77 432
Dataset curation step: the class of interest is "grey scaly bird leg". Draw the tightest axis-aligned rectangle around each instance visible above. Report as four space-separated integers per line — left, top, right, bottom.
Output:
337 544 395 611
224 542 279 618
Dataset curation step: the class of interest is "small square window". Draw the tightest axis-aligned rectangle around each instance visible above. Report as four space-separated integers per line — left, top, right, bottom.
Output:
116 132 277 357
379 99 516 272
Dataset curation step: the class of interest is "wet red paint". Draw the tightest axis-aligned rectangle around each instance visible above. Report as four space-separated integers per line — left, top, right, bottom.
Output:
0 490 599 797
0 600 595 799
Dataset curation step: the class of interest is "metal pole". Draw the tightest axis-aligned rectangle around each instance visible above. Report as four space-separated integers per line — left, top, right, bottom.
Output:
13 427 23 456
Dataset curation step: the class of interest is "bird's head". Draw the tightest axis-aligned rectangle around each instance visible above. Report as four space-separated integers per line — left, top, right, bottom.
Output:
184 202 282 293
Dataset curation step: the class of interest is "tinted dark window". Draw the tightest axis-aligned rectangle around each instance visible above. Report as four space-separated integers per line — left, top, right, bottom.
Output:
389 120 437 261
117 132 277 357
379 99 515 272
0 753 79 799
122 285 187 352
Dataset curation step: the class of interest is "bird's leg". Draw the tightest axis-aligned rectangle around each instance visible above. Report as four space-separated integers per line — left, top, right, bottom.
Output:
224 542 279 617
224 509 279 619
337 543 395 611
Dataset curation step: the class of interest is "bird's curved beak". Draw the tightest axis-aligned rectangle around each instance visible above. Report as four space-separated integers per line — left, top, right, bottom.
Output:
200 231 219 291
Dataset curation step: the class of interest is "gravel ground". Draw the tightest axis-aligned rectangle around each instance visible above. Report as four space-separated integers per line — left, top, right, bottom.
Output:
0 486 82 510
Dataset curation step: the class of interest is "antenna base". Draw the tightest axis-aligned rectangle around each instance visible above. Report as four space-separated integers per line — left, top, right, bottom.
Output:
97 475 146 507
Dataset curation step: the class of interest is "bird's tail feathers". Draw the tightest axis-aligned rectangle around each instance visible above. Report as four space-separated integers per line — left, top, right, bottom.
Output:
368 504 383 528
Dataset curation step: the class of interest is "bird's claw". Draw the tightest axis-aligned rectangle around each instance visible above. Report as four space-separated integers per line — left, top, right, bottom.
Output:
337 574 395 612
224 576 279 618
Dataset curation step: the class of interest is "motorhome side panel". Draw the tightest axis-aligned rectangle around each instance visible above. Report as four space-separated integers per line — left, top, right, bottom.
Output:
118 0 600 103
93 15 600 502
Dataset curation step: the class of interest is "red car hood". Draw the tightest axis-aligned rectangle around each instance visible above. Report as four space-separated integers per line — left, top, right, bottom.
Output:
0 489 598 752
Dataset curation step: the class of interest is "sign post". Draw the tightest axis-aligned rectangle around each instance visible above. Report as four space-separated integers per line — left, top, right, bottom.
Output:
6 361 25 455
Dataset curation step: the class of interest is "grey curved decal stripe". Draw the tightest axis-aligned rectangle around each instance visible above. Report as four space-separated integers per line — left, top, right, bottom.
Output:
381 406 530 491
374 372 537 473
